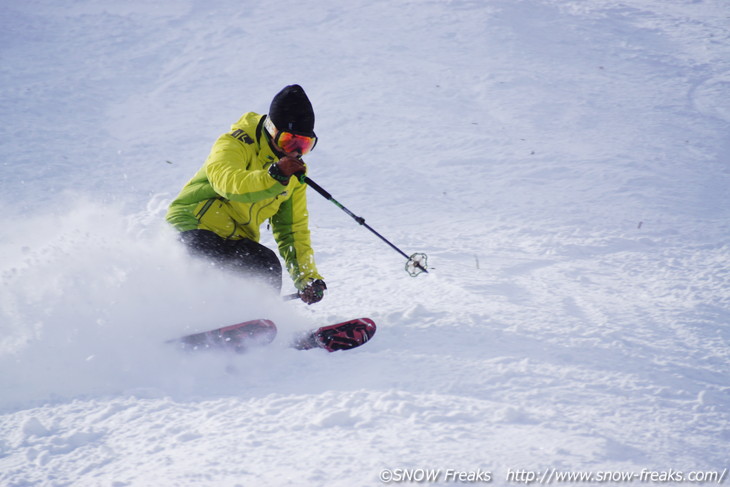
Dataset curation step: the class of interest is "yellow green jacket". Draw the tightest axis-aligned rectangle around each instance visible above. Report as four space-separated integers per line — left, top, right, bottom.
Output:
166 112 322 289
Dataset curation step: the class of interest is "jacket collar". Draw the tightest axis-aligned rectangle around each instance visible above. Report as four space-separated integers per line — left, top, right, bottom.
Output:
257 115 286 160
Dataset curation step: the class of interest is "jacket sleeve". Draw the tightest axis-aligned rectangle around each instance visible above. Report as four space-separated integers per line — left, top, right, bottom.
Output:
271 183 323 289
205 134 285 203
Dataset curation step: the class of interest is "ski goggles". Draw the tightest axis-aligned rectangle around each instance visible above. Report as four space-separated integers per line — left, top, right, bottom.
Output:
265 117 318 155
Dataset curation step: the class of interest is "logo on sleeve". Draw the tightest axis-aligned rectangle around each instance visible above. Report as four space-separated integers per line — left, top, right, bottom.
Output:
230 129 254 144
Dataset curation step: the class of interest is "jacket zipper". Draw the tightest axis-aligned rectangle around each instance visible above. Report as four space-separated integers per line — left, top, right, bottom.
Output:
195 198 217 221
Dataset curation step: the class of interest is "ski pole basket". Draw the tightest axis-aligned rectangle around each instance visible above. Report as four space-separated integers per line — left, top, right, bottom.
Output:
406 253 428 277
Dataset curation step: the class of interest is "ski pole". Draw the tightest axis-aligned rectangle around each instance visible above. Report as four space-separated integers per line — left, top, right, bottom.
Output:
301 175 428 276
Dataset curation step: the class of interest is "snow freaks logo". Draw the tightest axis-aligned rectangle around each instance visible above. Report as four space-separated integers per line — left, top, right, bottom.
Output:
378 467 728 484
379 468 492 483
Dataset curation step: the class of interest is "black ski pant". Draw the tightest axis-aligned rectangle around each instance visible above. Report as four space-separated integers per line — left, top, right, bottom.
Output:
180 229 282 292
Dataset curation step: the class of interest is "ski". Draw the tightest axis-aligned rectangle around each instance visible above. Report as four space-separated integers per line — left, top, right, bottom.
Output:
171 317 376 353
170 319 278 353
292 318 376 352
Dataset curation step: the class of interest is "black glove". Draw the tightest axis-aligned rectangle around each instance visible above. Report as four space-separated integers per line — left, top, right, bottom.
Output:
269 156 306 185
299 279 326 305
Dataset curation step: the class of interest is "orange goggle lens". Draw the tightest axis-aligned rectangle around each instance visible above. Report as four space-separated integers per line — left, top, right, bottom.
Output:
275 131 318 155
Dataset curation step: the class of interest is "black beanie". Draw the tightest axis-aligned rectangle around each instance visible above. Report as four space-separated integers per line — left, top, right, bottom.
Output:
268 85 315 136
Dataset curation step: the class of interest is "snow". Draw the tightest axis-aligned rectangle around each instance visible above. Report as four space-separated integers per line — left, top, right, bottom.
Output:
1 0 729 485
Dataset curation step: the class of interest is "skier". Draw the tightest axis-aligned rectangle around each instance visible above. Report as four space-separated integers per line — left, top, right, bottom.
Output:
166 84 327 305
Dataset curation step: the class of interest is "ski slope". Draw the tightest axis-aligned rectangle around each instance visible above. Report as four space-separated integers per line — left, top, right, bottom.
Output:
1 0 729 485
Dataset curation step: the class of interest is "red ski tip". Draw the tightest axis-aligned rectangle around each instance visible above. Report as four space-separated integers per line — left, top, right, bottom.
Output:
295 318 377 352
